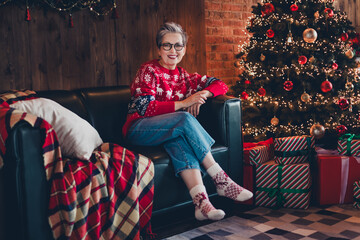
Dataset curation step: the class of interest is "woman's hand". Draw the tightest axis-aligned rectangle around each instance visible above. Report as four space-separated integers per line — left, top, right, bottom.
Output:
186 103 202 117
174 90 213 111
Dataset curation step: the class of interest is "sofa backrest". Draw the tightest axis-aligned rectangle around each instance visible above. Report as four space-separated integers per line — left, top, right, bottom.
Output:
38 86 131 146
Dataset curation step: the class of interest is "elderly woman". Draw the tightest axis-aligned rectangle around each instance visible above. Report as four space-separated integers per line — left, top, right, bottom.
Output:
122 22 252 221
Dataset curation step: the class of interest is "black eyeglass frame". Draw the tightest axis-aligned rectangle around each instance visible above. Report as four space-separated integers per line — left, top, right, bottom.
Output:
160 43 185 51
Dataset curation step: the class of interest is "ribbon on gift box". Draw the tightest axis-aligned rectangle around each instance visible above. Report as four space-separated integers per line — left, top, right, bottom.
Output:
339 133 360 156
316 147 360 204
257 165 310 208
274 137 314 160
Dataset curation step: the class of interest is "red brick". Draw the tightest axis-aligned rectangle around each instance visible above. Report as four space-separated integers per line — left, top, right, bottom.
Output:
206 35 223 44
210 44 234 52
222 3 243 11
205 19 223 27
223 19 242 27
205 2 222 11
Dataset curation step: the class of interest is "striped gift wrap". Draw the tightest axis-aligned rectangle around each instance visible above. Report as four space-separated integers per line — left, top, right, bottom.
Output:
244 145 272 166
274 135 315 165
354 181 360 209
337 134 360 157
255 160 311 209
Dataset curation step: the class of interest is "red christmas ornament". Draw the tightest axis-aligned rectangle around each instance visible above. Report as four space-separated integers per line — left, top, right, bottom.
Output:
112 7 119 19
267 29 275 38
332 62 338 70
257 87 266 97
298 56 308 65
338 98 350 110
25 7 31 21
324 8 334 18
241 91 249 100
321 80 333 93
69 14 74 28
283 80 293 91
261 3 275 16
290 4 299 11
340 32 349 41
336 125 348 136
244 80 251 85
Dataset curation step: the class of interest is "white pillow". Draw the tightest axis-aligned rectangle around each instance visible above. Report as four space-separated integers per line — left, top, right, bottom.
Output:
10 98 103 160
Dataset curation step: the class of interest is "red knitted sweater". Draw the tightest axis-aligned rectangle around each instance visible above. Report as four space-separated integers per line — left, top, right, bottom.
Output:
122 59 228 136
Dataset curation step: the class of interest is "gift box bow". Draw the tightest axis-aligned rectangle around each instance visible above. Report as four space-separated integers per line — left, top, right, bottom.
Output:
339 133 360 156
257 165 310 208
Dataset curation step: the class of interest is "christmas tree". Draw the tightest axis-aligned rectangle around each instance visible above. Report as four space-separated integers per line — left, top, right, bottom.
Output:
232 0 360 142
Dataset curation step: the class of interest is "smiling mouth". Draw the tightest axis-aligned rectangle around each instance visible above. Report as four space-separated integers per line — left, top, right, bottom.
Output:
168 55 177 59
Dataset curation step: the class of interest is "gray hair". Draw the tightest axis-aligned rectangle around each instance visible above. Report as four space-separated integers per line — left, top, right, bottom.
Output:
156 22 188 48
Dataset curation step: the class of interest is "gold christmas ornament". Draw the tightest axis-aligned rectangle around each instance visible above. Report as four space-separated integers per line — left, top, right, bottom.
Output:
271 116 279 126
314 11 320 19
234 60 241 68
260 54 266 61
309 56 315 63
301 92 311 102
303 28 318 43
345 82 354 91
345 49 355 59
310 124 325 139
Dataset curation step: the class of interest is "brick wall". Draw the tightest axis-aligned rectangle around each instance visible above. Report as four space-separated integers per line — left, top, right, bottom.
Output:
204 0 260 87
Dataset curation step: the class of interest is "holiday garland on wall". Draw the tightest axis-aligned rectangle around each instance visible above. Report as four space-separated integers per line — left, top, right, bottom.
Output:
0 0 119 27
232 0 360 142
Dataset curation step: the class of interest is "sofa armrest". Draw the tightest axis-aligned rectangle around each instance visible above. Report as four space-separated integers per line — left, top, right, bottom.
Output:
2 121 53 240
198 95 243 184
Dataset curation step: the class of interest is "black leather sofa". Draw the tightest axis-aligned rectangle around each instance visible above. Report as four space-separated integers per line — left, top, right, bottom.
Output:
0 85 244 240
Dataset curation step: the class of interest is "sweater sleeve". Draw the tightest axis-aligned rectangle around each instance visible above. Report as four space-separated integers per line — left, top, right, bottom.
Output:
129 65 175 117
190 73 228 97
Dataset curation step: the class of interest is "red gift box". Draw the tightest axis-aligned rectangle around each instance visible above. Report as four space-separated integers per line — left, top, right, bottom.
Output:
315 147 360 205
243 138 274 166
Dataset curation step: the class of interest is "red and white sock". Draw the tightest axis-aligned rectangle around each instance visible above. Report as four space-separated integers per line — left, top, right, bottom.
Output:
207 163 253 202
189 185 225 221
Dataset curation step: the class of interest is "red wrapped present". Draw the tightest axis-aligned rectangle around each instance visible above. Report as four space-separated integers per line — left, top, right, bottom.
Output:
354 181 360 209
337 134 360 157
315 147 360 205
244 138 274 166
274 135 315 165
254 160 311 209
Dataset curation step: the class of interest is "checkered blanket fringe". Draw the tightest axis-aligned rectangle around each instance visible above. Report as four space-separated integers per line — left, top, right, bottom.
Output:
0 90 155 240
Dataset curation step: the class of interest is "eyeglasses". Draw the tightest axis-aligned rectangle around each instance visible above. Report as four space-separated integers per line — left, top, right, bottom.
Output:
160 43 184 51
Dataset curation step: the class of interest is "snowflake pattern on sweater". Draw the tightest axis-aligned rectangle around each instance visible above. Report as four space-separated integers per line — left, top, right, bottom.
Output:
122 59 228 136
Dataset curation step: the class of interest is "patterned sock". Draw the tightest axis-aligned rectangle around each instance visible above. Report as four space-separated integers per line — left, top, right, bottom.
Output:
207 163 253 202
189 185 225 221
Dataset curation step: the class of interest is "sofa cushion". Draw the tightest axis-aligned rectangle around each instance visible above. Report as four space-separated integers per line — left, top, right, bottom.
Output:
10 98 103 160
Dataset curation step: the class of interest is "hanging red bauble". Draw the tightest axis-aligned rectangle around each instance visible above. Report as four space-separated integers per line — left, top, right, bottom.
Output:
336 125 348 136
320 80 333 93
244 80 251 85
340 32 349 41
267 29 275 38
241 91 249 100
324 8 334 18
332 62 338 70
261 3 275 16
257 87 266 97
25 7 31 21
290 4 298 11
283 80 293 91
298 56 307 65
338 98 350 110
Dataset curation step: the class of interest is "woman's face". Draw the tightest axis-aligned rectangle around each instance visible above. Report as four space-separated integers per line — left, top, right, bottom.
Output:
158 33 186 70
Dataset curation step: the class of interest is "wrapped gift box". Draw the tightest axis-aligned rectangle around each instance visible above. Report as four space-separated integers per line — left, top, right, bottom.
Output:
274 135 315 165
255 160 311 209
353 181 360 209
243 160 311 209
244 144 273 166
315 147 360 205
337 134 360 157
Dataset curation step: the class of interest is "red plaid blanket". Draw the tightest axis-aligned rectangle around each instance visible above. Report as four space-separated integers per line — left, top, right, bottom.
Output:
0 90 154 240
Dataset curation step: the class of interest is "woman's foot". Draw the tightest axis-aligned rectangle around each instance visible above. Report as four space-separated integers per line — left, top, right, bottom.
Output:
207 163 253 202
190 185 225 221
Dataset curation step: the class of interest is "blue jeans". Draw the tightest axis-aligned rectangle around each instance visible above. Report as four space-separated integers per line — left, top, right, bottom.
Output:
126 112 215 176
